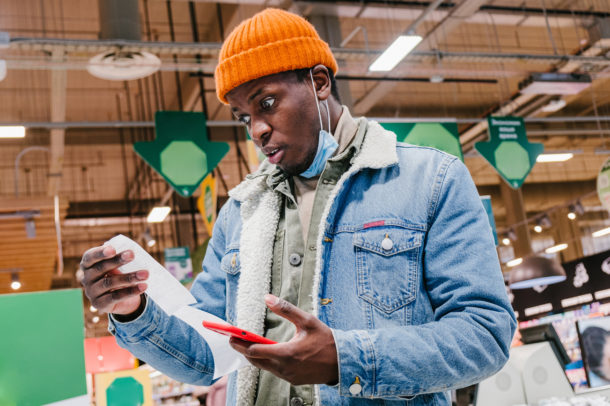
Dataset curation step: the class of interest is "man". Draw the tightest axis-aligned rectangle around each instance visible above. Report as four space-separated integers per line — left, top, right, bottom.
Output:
81 8 516 405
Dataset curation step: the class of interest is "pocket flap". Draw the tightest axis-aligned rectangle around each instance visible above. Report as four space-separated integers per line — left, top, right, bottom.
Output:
353 227 422 256
220 249 241 275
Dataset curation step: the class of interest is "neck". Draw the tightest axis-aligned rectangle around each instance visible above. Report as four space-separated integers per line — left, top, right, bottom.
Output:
328 98 343 134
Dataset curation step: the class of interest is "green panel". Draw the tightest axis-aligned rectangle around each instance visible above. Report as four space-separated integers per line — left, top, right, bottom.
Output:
494 141 530 179
380 123 416 143
160 141 208 185
134 111 230 197
0 289 87 406
107 377 144 406
380 122 463 161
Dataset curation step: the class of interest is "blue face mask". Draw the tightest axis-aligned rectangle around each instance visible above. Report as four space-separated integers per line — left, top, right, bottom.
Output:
299 71 338 178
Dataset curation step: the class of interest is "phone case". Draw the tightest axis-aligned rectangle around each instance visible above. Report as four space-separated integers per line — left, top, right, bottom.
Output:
202 320 277 344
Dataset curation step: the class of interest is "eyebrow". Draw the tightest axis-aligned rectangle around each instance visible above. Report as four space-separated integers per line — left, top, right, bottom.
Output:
248 87 266 103
231 86 268 116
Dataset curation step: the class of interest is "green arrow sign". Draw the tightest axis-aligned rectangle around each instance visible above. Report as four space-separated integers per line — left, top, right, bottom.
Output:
134 111 230 197
380 122 463 161
475 116 544 189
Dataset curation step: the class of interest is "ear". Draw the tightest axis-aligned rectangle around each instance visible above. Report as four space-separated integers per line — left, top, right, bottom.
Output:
311 64 332 101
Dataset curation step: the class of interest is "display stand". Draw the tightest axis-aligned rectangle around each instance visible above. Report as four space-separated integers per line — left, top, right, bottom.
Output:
476 342 610 405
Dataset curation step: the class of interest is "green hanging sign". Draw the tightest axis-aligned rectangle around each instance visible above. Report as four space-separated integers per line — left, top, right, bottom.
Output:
380 122 463 161
475 116 544 189
134 111 230 197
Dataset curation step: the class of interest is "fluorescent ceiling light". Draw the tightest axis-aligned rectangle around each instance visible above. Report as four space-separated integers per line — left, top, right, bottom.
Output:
520 73 592 95
369 35 423 72
147 206 171 223
593 227 610 238
507 258 523 267
545 243 568 254
502 237 511 246
536 153 573 163
534 225 543 233
0 126 25 138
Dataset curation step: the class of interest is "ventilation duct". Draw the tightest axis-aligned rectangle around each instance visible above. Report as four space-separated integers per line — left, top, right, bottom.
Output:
87 0 160 81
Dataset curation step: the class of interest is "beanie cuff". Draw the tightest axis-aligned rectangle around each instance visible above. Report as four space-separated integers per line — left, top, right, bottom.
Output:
215 36 338 104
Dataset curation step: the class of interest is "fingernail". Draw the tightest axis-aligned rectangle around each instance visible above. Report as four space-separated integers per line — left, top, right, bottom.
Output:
103 246 115 257
121 251 133 261
136 271 148 280
138 283 147 292
264 294 279 306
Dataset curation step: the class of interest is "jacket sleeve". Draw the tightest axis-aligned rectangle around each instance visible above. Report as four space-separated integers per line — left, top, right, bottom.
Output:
108 202 233 386
332 157 517 399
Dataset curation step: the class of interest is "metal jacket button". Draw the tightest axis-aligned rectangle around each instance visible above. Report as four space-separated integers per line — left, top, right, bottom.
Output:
289 253 302 266
290 397 304 406
349 376 363 395
381 235 394 251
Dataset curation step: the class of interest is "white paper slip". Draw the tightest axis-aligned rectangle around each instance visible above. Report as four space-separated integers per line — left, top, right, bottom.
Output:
108 234 196 315
174 306 249 378
106 234 247 378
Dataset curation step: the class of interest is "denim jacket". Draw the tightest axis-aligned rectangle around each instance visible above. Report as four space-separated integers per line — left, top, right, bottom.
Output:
109 118 516 406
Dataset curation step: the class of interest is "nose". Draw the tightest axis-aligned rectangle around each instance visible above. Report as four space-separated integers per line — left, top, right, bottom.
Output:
249 117 271 146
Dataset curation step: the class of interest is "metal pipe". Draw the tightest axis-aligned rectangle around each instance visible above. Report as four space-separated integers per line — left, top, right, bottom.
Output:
6 115 610 130
54 194 64 277
404 0 445 34
340 26 363 48
63 211 204 227
14 146 49 197
528 129 610 137
8 37 610 66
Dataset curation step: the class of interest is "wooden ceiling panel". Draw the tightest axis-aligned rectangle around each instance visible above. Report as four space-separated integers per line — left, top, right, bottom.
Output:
0 197 67 294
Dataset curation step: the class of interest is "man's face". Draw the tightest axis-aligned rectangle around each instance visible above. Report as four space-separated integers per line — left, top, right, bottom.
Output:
226 71 320 176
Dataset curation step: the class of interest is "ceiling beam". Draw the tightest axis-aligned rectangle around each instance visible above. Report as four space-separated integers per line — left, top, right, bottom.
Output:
47 50 66 197
353 0 487 115
459 24 610 150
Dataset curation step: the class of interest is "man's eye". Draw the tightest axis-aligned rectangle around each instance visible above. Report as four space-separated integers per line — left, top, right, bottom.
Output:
261 97 275 110
238 115 251 125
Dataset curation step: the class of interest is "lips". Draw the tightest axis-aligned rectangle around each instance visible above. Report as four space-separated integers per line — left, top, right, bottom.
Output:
262 147 280 157
267 148 284 165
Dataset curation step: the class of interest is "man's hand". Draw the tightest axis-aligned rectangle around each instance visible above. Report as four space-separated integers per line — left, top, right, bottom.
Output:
229 294 339 386
80 245 149 315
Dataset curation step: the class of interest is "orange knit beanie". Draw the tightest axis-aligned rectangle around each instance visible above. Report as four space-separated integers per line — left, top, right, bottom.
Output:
215 8 339 104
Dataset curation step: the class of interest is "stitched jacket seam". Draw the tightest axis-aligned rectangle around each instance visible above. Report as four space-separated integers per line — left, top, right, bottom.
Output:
427 157 457 229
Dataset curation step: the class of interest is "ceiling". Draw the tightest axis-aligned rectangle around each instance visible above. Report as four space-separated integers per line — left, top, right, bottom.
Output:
1 0 610 336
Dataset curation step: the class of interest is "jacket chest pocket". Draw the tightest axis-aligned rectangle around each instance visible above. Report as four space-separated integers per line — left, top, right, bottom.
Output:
220 248 241 323
353 227 423 313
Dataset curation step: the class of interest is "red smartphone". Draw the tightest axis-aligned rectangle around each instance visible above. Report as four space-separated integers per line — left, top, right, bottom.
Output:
202 321 277 345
